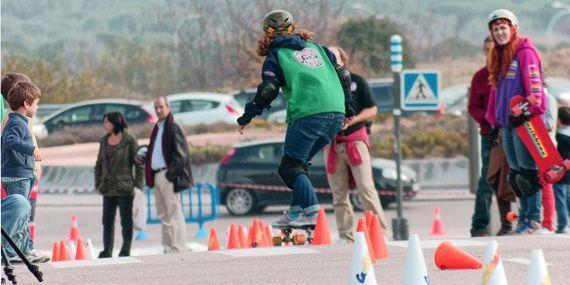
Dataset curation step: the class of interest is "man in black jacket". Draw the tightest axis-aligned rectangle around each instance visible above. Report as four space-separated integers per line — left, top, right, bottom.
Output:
144 96 193 253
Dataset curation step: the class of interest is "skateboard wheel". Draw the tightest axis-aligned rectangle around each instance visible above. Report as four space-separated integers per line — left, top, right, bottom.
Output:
511 105 522 117
273 236 283 247
545 170 559 183
293 234 305 245
527 95 539 106
563 160 570 171
506 211 518 222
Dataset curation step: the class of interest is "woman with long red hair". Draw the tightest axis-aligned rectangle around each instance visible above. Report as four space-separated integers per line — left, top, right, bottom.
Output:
485 9 549 235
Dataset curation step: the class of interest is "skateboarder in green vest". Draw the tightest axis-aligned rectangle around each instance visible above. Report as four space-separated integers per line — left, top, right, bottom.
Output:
237 10 354 228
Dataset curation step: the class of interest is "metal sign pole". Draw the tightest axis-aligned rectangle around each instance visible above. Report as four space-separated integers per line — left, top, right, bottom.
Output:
390 35 409 240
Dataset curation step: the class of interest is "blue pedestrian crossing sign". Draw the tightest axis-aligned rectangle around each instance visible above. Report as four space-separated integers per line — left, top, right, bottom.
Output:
400 70 440 110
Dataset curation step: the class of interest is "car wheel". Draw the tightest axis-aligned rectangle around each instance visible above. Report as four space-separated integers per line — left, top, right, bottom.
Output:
225 188 257 216
349 193 364 212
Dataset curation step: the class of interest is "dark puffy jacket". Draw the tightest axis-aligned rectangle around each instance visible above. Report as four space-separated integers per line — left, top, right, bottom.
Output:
95 132 144 196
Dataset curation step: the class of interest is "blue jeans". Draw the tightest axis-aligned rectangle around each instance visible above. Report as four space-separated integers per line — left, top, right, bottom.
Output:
2 178 33 199
470 135 494 234
554 182 569 231
284 112 344 211
1 194 32 257
502 127 541 224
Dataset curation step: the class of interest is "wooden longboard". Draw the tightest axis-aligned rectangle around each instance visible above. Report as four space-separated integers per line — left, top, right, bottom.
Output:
510 95 568 183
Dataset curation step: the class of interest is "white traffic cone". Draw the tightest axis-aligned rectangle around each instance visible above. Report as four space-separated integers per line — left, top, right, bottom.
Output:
84 238 96 260
402 234 430 285
482 241 508 285
67 240 76 261
528 249 551 285
348 232 377 285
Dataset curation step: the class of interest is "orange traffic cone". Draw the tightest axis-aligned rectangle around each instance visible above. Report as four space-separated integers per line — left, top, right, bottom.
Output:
313 209 332 245
434 242 482 270
256 220 266 247
365 211 374 230
264 225 273 247
238 225 248 249
369 215 389 260
431 207 445 235
226 224 240 249
51 241 59 262
356 218 376 264
69 215 81 242
249 220 264 248
208 228 220 251
75 239 86 260
58 240 69 261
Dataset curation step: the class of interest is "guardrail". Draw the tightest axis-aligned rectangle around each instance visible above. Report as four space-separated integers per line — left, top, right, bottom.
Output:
145 183 219 238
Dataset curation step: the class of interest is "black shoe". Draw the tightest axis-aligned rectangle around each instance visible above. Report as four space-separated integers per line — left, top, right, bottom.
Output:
470 229 489 237
98 251 112 258
118 251 130 257
555 228 568 234
496 227 513 236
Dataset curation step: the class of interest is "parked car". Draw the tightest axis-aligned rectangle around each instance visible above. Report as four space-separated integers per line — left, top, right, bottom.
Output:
217 138 420 216
162 92 243 126
40 99 156 137
230 88 287 119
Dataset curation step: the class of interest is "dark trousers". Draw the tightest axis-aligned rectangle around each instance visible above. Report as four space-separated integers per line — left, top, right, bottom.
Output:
102 195 134 256
470 135 512 235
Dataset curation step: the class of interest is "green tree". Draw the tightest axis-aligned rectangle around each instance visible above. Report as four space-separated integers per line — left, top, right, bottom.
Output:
337 16 415 77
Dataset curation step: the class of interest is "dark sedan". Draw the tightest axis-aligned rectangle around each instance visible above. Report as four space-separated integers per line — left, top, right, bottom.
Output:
217 138 420 216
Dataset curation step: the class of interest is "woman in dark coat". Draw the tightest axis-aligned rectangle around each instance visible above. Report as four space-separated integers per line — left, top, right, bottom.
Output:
95 112 143 258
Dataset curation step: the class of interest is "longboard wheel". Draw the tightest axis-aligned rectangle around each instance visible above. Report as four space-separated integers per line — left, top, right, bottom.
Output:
273 236 283 247
527 95 539 106
506 211 518 222
563 160 570 171
511 105 522 116
293 234 305 245
544 169 560 183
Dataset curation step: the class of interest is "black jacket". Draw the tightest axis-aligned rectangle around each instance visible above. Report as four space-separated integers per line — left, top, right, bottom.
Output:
556 131 570 184
145 113 193 192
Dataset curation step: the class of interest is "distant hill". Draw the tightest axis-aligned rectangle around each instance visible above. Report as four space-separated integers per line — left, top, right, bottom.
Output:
2 0 567 60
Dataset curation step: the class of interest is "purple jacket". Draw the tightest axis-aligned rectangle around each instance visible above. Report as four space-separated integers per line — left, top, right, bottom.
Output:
486 38 546 127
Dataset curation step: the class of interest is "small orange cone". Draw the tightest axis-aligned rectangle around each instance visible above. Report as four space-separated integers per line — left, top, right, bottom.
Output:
506 211 518 222
208 228 220 251
69 215 81 242
226 224 240 249
312 209 332 245
75 239 86 260
238 225 248 248
434 242 482 270
369 214 389 260
365 211 374 230
51 241 59 262
58 240 69 261
356 218 376 263
249 220 263 248
431 207 445 235
264 225 273 247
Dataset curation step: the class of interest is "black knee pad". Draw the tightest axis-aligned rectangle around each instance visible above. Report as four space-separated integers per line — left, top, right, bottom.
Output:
277 155 308 189
508 169 523 198
515 169 540 197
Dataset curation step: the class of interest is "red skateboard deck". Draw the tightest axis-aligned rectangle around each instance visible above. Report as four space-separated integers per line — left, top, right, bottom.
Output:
510 95 569 184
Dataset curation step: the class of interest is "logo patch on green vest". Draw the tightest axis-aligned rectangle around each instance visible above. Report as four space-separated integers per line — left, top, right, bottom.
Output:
293 48 324 68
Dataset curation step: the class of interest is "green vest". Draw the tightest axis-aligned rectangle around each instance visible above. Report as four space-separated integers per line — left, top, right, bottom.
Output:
277 42 345 123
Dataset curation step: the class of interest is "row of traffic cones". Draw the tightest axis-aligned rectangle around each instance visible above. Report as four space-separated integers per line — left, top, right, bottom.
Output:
51 238 96 262
208 208 335 250
208 219 274 250
351 233 550 285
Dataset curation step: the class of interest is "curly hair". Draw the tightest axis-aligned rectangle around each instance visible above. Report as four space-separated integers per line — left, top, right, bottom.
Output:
487 19 522 85
256 26 313 57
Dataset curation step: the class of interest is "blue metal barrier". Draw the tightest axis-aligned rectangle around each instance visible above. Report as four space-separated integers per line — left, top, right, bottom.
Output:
146 183 219 239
